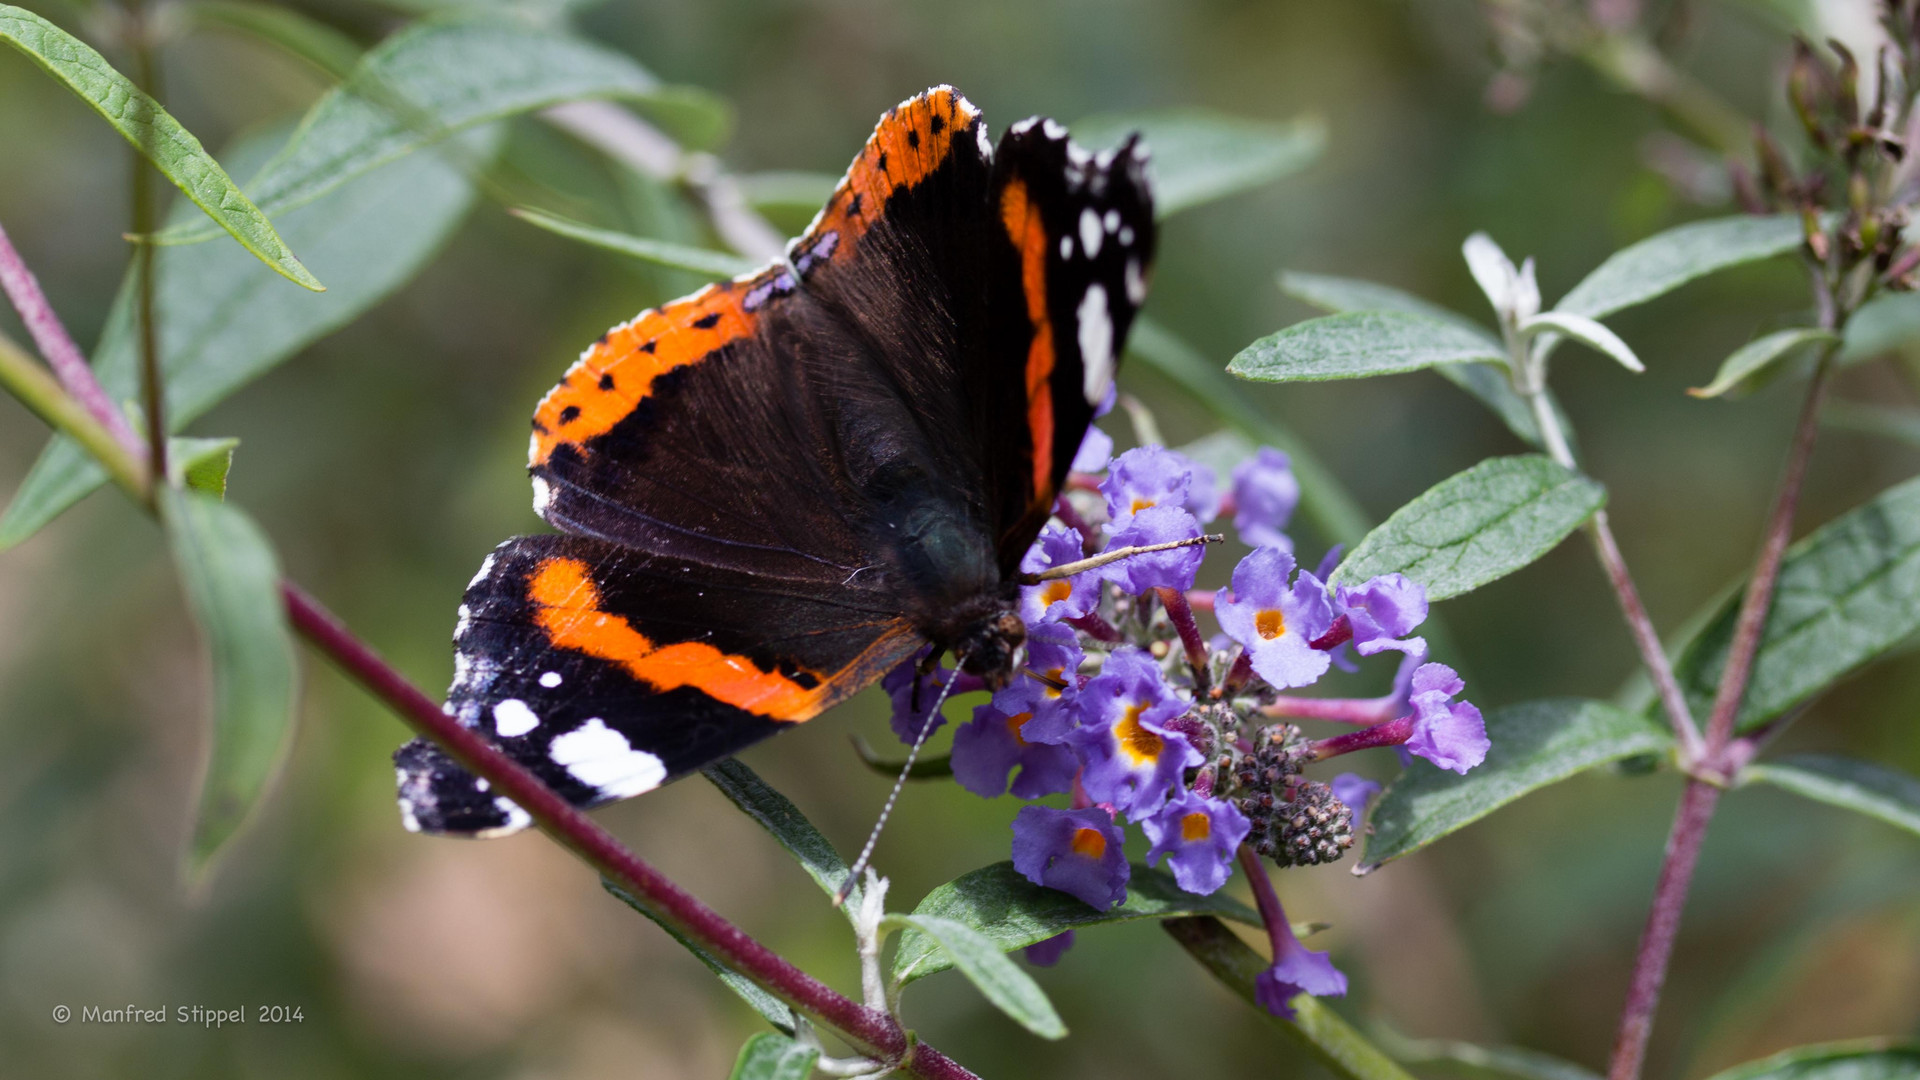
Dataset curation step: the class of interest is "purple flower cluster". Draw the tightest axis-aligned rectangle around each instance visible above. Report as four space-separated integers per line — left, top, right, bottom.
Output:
882 438 1490 1017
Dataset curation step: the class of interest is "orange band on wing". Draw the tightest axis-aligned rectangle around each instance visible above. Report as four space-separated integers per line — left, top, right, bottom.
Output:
1000 177 1055 503
529 556 824 720
530 270 776 467
796 86 981 269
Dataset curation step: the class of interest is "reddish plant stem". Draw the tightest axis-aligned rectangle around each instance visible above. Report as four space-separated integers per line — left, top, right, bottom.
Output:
1308 614 1352 652
1066 611 1124 643
1217 649 1253 698
1155 585 1212 693
0 222 143 456
281 582 976 1080
1605 348 1836 1080
1606 778 1721 1080
1186 589 1215 612
1588 510 1705 763
1700 353 1836 753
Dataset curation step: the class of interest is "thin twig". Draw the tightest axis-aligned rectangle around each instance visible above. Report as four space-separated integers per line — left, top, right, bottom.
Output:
1605 778 1721 1080
282 583 978 1080
1700 349 1837 753
0 330 149 498
0 223 144 457
128 7 168 481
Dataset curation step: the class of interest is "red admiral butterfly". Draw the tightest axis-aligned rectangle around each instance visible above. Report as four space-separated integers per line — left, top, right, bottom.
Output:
396 86 1155 836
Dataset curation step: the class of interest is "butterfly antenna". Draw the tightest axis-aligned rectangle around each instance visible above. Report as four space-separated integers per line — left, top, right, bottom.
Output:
833 663 965 907
1018 533 1222 584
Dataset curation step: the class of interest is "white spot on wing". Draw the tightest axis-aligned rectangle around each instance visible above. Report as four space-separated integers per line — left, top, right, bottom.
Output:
1104 209 1121 233
1126 258 1147 304
468 553 498 590
548 718 666 799
475 797 531 838
493 698 540 738
1079 208 1103 258
1060 236 1073 259
455 604 474 638
532 475 554 518
1077 284 1114 405
976 122 992 158
1042 118 1067 139
539 671 563 688
1119 225 1135 246
1012 117 1039 135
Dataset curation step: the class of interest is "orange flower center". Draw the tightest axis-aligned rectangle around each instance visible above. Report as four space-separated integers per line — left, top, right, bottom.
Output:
1005 711 1033 747
1042 580 1073 605
1043 667 1065 698
1255 609 1286 640
1180 811 1212 842
1130 497 1155 514
1115 704 1164 766
1070 827 1108 859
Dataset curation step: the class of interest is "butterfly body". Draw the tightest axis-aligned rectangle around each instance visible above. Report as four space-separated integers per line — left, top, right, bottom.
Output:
396 87 1154 836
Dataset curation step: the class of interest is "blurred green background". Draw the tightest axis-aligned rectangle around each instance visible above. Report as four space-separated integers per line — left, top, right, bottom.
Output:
2 0 1918 1077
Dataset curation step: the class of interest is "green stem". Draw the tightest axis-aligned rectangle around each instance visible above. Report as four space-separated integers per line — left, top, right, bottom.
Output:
0 329 149 498
129 0 168 482
1164 917 1416 1080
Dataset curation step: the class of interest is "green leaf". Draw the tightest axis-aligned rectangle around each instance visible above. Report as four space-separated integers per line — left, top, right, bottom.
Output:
849 734 952 779
1690 328 1838 399
181 0 365 80
157 14 696 239
1276 270 1553 448
891 860 1260 986
701 759 860 918
1127 317 1371 545
1332 455 1605 602
0 123 493 549
1553 214 1806 320
1519 311 1644 372
170 436 239 498
1672 474 1920 733
1164 917 1418 1080
510 206 757 278
882 913 1066 1039
1743 754 1920 839
160 488 297 877
1362 699 1674 867
1073 109 1325 218
1839 292 1920 364
728 1033 818 1080
602 880 794 1034
1703 1042 1920 1080
0 3 321 290
1375 1028 1602 1080
1821 399 1920 449
1230 311 1508 383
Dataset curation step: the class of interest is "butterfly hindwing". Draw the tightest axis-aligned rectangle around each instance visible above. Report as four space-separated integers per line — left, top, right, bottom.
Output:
397 535 921 835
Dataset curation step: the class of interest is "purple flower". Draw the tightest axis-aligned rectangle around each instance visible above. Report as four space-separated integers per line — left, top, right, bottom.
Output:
1019 525 1099 626
1100 446 1213 529
883 650 983 743
1023 931 1076 967
1072 425 1113 473
1253 937 1349 1019
951 695 1079 799
1011 805 1130 910
1215 548 1335 690
1231 447 1300 551
1070 648 1200 817
1330 773 1381 816
1097 505 1205 595
1141 790 1249 895
1403 663 1489 774
1336 573 1429 658
1001 621 1086 744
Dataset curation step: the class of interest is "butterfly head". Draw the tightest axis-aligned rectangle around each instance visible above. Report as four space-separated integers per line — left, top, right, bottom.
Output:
950 602 1027 691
